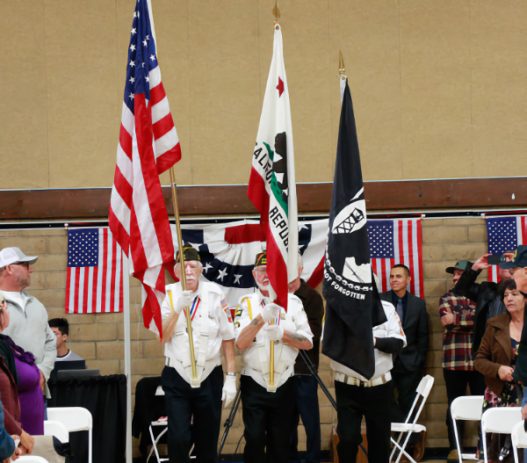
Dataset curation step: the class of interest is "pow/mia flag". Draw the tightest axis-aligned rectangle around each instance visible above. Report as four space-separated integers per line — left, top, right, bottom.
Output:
322 79 386 379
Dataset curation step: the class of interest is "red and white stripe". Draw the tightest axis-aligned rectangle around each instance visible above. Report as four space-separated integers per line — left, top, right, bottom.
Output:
65 228 124 314
370 218 424 298
109 14 180 334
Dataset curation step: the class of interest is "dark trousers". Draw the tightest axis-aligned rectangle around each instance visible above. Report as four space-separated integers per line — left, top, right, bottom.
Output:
443 369 485 450
161 366 223 463
241 374 295 463
391 368 423 421
335 380 393 463
290 375 321 463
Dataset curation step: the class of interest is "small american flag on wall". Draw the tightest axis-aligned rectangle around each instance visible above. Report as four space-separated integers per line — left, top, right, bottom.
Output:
368 218 424 298
65 228 127 314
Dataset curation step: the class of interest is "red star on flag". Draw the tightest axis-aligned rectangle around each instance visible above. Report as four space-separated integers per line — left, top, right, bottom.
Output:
276 77 284 96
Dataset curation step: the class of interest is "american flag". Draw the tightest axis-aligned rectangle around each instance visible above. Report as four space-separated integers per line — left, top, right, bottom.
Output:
486 216 527 282
368 218 424 298
65 228 126 314
108 0 180 334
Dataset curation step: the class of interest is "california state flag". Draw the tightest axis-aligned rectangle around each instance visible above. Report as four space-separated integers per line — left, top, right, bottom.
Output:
248 24 298 310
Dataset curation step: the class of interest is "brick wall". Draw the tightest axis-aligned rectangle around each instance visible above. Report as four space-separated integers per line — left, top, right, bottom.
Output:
0 217 490 452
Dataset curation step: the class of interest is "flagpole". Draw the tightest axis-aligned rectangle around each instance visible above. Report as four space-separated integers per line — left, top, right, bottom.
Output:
123 255 132 463
339 50 347 101
168 167 199 387
272 0 280 22
267 0 281 393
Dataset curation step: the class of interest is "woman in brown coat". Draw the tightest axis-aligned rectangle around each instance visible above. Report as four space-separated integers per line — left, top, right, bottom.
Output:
474 279 525 461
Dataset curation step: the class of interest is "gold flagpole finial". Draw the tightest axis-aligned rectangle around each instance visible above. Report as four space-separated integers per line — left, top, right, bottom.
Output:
273 1 280 23
339 50 346 78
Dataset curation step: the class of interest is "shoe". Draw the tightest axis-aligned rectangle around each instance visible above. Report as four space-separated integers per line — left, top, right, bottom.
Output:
498 437 512 461
447 449 459 463
412 433 425 461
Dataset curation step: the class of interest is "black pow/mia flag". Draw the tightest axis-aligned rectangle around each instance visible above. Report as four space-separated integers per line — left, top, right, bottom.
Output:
322 79 386 379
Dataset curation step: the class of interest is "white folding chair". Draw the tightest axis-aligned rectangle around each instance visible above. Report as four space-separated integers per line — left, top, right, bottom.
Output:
147 385 168 463
146 386 196 462
14 457 50 462
450 395 484 463
47 406 93 463
481 406 522 463
511 420 527 463
390 374 435 463
43 419 69 443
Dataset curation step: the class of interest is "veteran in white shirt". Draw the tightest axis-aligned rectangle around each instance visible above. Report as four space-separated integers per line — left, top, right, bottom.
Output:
161 246 236 463
236 251 313 463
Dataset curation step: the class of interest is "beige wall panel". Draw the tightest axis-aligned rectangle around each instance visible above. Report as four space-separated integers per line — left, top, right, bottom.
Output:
330 0 404 181
2 1 527 189
151 0 191 186
277 1 333 182
470 1 527 176
399 1 473 178
44 0 121 188
175 0 260 185
0 2 49 188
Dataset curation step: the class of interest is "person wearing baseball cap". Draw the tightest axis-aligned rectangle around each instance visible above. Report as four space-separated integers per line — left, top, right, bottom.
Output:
0 247 38 269
439 260 485 460
0 247 56 402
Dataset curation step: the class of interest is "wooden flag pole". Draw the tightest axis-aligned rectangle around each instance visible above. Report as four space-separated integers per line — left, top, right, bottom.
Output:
339 50 347 101
168 167 199 387
272 0 280 22
339 50 346 77
268 1 281 393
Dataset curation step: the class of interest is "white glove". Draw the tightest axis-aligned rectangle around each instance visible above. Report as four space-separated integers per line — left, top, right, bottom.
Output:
176 290 194 314
221 374 237 408
263 324 284 341
262 303 281 323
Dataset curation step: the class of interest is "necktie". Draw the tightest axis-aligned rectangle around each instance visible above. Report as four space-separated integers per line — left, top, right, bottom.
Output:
396 298 404 321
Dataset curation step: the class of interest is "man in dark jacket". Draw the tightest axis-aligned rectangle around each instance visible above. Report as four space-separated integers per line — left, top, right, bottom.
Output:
289 258 324 463
454 253 512 353
380 264 428 422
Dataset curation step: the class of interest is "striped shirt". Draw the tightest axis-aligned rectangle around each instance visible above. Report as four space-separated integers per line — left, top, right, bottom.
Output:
439 291 477 370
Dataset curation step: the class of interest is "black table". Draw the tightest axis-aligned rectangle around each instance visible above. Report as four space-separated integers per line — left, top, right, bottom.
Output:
48 374 126 463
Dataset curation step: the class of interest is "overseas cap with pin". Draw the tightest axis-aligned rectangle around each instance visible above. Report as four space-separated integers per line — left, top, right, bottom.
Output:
176 245 201 263
254 251 267 267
